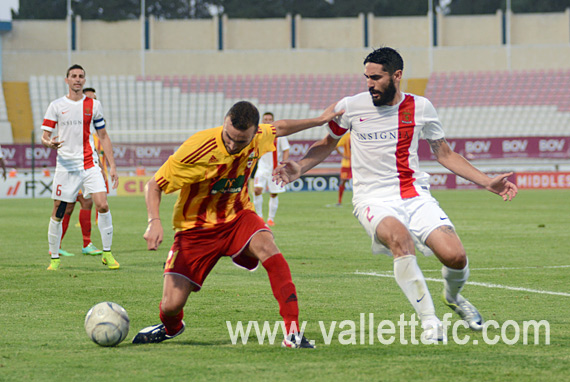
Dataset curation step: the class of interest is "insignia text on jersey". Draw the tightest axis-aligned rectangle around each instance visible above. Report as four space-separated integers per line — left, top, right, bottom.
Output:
355 130 411 141
59 120 84 127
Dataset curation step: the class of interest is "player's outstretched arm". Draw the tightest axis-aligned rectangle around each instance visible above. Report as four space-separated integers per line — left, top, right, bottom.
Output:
428 137 518 201
273 135 339 186
144 176 164 250
96 128 119 189
273 102 344 137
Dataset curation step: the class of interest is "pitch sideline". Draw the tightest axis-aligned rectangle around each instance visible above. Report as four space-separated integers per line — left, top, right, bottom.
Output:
354 270 570 297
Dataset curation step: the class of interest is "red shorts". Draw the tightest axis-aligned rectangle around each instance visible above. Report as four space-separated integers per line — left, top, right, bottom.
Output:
164 209 270 291
340 166 352 180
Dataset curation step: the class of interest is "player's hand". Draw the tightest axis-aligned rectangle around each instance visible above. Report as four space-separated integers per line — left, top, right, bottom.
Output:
272 161 301 186
109 166 119 189
487 172 518 201
48 136 64 150
319 102 345 125
144 220 163 250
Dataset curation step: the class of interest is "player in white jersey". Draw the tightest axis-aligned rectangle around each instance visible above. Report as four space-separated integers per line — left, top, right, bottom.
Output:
41 64 120 271
274 47 518 343
253 112 290 226
57 87 107 258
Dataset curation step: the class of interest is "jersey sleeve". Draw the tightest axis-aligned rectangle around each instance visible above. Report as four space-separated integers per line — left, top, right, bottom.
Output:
93 100 106 130
154 142 207 194
257 124 277 157
420 98 445 140
41 102 58 132
326 97 350 139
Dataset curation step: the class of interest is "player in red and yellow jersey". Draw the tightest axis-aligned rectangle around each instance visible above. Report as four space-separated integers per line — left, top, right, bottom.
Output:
132 100 343 348
336 132 351 205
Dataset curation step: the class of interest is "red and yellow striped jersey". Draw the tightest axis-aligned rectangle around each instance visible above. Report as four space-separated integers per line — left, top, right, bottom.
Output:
337 132 351 168
155 124 276 231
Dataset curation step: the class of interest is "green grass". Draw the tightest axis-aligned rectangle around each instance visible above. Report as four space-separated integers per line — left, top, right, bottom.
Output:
1 190 569 381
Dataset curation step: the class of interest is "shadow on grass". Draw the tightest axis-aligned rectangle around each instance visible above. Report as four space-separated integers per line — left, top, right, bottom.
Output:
127 339 232 347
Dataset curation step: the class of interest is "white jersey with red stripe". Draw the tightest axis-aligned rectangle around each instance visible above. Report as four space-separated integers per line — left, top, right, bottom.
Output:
41 95 106 172
256 136 290 174
327 92 445 204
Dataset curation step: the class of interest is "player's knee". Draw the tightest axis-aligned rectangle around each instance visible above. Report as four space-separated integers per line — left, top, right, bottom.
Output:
96 203 109 213
81 199 93 210
64 202 75 215
453 252 467 269
254 188 262 196
248 232 279 262
443 251 467 269
380 228 414 254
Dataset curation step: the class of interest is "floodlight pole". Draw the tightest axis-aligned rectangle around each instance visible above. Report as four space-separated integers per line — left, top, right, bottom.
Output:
141 0 146 77
67 0 72 67
428 0 434 74
506 0 512 71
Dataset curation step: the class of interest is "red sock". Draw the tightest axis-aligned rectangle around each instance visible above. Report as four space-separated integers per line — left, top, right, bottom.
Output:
338 183 345 204
79 209 92 247
159 302 184 336
61 214 71 240
262 253 299 334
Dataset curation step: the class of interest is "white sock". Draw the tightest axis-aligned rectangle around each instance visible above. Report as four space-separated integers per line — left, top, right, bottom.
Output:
48 218 62 259
253 194 263 218
97 211 113 251
442 258 470 303
394 255 438 324
268 196 279 220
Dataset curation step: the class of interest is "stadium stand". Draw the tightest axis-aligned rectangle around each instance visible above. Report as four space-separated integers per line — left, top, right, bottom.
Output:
28 74 367 143
0 85 13 143
425 69 570 137
27 69 570 144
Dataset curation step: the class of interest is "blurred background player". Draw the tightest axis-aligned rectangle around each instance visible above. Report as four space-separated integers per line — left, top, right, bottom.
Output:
253 112 290 226
41 64 119 270
0 144 6 180
58 87 106 257
336 132 351 206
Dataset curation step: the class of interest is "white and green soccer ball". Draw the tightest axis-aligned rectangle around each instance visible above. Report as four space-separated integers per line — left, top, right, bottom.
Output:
84 302 130 347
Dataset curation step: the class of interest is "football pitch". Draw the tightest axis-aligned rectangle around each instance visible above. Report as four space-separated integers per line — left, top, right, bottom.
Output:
1 189 568 381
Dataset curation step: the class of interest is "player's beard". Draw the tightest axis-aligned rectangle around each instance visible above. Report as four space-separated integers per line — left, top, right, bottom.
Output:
370 77 397 107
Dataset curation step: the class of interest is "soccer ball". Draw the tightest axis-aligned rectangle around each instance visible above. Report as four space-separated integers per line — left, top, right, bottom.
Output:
84 302 130 347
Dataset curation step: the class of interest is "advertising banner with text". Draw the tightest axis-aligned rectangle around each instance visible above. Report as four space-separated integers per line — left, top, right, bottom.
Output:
3 171 570 199
2 137 568 169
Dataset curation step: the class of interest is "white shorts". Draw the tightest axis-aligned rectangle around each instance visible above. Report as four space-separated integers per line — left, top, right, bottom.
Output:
353 195 454 257
52 166 107 203
253 169 286 194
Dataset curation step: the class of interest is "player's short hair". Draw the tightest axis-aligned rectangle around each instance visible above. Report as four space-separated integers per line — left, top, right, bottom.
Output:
66 64 85 78
226 101 260 131
363 47 404 75
83 87 96 93
262 112 274 119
